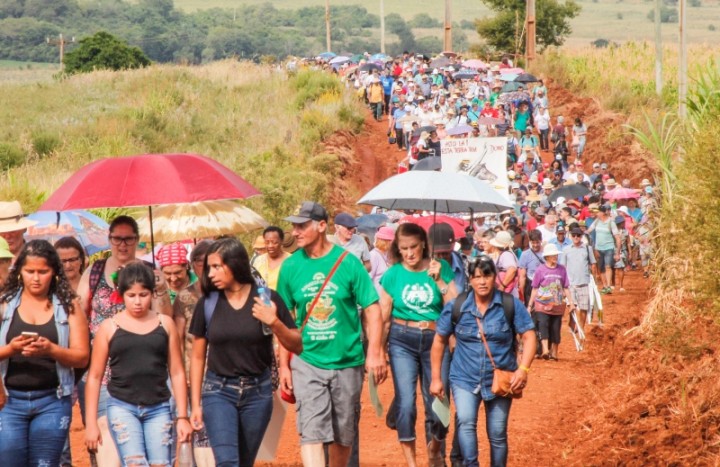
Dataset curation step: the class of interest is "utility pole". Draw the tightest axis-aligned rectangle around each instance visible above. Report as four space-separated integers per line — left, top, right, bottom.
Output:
526 0 536 65
444 0 452 52
46 34 75 70
325 0 331 53
655 0 662 96
380 0 385 54
678 0 687 118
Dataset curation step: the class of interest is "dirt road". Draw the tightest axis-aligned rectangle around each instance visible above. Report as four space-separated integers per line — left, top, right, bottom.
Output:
70 84 649 466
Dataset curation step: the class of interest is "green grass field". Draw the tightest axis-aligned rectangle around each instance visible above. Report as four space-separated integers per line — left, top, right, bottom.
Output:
170 0 720 47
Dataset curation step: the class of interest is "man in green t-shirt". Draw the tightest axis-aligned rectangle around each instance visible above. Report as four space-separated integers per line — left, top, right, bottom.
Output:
277 201 387 467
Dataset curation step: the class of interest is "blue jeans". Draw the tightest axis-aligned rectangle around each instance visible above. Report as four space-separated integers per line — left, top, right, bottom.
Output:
0 388 72 467
106 395 173 466
388 323 450 444
202 370 273 467
452 385 512 467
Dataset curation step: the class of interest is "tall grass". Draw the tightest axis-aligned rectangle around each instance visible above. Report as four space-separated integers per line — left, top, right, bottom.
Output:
0 60 365 223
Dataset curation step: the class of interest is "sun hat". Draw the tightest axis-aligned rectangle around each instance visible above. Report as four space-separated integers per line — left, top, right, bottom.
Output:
617 206 630 216
156 242 189 268
375 226 395 241
429 222 455 253
0 237 13 259
615 215 625 224
640 178 652 187
529 174 539 184
600 163 608 169
0 201 37 233
593 162 600 168
542 179 554 190
542 243 561 257
489 230 514 249
282 231 299 253
605 178 617 187
285 201 329 224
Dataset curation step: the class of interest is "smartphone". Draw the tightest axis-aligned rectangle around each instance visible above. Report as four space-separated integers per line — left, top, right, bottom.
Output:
21 332 39 340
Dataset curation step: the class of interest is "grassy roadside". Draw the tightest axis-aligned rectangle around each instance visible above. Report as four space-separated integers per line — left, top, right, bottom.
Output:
0 61 364 223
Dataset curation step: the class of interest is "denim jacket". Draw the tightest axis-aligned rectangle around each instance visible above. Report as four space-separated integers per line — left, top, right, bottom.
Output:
0 290 74 398
436 290 534 400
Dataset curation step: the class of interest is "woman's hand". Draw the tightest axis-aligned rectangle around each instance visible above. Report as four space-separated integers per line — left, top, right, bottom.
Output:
510 368 528 393
429 378 445 400
85 421 102 452
21 337 53 357
9 335 34 354
190 407 204 431
0 387 6 410
176 419 193 443
252 297 279 327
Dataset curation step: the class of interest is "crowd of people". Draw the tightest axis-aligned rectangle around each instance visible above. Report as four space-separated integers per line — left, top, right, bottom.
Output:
0 51 657 467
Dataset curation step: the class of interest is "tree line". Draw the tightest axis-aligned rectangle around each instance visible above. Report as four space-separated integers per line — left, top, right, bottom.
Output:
0 0 472 64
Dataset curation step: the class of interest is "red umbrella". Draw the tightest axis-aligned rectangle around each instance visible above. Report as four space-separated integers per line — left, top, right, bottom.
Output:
40 153 261 263
603 187 640 201
41 153 260 210
399 215 468 239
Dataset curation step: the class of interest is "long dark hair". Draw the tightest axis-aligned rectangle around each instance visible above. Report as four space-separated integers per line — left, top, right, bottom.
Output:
389 223 429 264
2 240 76 314
117 262 155 296
201 238 254 296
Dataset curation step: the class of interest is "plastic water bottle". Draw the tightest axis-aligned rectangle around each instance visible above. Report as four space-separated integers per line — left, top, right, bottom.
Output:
178 442 192 467
257 287 273 335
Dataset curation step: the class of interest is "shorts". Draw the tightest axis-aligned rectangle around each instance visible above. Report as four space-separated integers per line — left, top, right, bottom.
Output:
569 284 590 311
291 356 363 447
535 312 562 344
596 248 614 272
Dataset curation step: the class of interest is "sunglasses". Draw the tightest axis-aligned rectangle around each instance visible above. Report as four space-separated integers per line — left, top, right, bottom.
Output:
570 233 582 237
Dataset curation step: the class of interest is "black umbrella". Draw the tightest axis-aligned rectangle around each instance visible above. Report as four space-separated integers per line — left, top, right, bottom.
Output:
547 184 591 203
514 72 539 83
412 156 442 171
359 63 382 72
501 81 523 93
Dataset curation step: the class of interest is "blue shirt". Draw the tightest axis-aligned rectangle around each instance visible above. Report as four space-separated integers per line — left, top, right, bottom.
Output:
436 290 534 400
449 251 467 293
549 236 572 251
518 248 544 281
381 76 394 95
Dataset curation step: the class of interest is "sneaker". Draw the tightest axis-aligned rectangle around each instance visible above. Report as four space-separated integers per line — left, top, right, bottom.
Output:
619 287 626 292
600 287 609 294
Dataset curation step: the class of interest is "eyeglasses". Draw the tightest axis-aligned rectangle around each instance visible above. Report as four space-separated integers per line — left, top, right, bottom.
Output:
570 233 582 237
60 256 81 265
109 235 139 246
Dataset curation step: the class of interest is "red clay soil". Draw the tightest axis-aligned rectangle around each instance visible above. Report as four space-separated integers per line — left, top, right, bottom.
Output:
69 83 661 466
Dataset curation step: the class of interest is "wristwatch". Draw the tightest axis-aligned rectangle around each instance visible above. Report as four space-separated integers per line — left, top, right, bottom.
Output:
440 286 448 295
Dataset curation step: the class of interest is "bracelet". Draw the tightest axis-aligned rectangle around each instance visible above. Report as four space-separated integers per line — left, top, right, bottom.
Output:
175 416 189 423
519 365 530 374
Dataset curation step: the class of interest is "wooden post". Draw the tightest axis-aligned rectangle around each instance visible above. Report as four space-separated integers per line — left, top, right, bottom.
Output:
526 0 536 65
655 0 663 96
325 0 331 53
444 0 452 52
380 0 385 54
46 34 74 71
679 0 687 118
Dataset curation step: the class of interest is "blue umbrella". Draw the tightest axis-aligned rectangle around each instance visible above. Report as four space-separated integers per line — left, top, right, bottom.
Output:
317 52 336 60
26 210 110 255
356 213 389 229
371 53 390 62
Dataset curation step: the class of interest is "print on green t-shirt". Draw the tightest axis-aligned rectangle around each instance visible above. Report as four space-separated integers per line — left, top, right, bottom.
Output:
277 245 379 370
380 259 454 322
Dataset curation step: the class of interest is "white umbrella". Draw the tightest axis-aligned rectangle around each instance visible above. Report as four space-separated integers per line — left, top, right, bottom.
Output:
357 170 512 214
137 200 268 242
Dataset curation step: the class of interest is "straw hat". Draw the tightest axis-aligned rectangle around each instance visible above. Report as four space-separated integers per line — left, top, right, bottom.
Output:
640 178 652 187
0 201 37 233
489 230 514 249
541 179 554 190
253 235 266 250
282 231 299 253
605 178 617 187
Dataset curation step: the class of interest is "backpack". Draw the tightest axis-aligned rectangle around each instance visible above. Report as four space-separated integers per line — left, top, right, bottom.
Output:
451 290 517 351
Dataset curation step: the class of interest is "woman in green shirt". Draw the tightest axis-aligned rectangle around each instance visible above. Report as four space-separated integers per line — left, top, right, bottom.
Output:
380 223 457 467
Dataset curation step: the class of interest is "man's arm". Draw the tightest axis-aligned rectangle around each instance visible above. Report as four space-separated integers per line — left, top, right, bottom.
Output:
363 302 387 385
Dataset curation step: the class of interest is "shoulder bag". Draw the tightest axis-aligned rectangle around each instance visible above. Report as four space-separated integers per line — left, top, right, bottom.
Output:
476 316 523 399
280 250 349 403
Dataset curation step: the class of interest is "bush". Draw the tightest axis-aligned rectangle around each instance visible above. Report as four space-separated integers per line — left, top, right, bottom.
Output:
31 131 61 158
689 0 701 6
291 70 341 110
647 6 678 23
0 142 26 170
64 31 151 75
592 38 610 48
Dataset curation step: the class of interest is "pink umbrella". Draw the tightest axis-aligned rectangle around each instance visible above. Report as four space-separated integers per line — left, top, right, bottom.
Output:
462 59 487 70
603 188 640 201
502 67 525 74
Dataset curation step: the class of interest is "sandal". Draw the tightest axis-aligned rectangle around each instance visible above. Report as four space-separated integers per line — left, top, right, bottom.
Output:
549 355 559 361
541 353 550 360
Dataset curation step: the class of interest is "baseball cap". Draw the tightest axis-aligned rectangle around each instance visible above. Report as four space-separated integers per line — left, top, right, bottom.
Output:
556 225 566 233
570 227 583 235
334 212 358 229
600 163 608 169
428 222 455 253
593 162 600 168
284 201 329 223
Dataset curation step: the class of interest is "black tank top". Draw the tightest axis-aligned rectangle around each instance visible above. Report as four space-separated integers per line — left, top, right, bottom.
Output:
107 318 171 406
5 311 59 390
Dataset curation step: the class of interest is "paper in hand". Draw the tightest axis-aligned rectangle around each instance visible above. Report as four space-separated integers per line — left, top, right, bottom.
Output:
368 371 384 417
432 396 451 427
